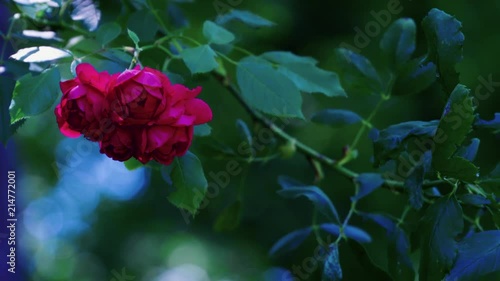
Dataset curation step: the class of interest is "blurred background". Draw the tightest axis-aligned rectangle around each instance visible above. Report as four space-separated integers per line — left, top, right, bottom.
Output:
1 0 500 280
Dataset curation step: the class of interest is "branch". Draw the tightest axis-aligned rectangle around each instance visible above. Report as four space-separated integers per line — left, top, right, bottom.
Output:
212 73 447 192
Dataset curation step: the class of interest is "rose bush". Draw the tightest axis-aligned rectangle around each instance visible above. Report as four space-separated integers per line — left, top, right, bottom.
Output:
55 63 212 165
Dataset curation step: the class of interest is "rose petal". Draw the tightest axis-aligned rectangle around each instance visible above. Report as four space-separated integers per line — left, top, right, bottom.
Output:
134 71 162 88
184 98 213 125
172 115 196 126
59 122 81 138
60 79 79 95
115 68 141 86
147 126 175 150
75 63 98 83
66 85 87 100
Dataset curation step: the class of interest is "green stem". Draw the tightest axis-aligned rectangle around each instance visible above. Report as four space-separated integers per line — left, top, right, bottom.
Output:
147 0 183 53
232 45 256 57
335 184 360 244
212 72 448 192
350 97 385 151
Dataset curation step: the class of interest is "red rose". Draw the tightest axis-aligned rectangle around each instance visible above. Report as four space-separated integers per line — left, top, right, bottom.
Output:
55 63 212 165
108 66 169 125
54 63 114 141
135 125 193 165
99 127 134 162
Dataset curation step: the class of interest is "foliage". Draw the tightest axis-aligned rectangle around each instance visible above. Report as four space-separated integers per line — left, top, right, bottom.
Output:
1 1 499 280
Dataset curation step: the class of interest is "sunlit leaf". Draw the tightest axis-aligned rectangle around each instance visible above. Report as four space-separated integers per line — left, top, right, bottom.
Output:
71 0 101 31
10 46 71 63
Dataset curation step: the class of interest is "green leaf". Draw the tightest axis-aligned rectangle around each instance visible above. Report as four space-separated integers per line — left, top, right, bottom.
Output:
261 51 317 65
475 113 500 134
363 213 415 281
202 20 235 45
422 8 464 95
10 46 71 63
277 175 307 189
372 120 439 167
311 109 362 128
278 187 340 223
124 158 144 170
262 51 346 97
71 0 101 31
405 159 424 210
9 118 27 138
420 196 464 281
446 230 500 281
168 151 208 215
96 22 122 45
127 10 158 42
213 201 241 232
274 63 346 97
237 56 304 118
194 124 212 137
354 173 385 200
320 223 372 243
216 9 275 28
322 244 342 281
127 29 140 46
456 138 480 162
432 84 479 182
0 76 15 145
333 48 382 95
181 45 219 74
269 226 312 256
392 59 437 96
380 18 416 68
11 67 60 121
458 194 491 206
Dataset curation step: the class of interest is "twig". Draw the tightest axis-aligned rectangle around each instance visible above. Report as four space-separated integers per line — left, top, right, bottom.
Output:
212 72 447 192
